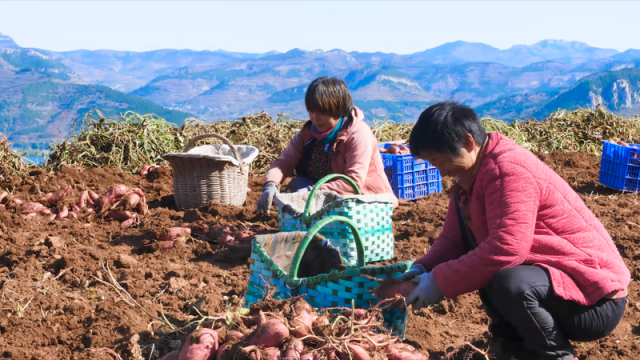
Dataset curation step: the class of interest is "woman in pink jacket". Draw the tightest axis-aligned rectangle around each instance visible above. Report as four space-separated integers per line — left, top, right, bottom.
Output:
400 102 630 360
256 77 395 213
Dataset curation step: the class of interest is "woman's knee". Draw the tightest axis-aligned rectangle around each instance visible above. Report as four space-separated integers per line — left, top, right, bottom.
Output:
486 266 550 304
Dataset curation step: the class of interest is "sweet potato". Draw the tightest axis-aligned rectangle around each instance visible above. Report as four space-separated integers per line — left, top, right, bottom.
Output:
225 330 246 343
179 328 219 360
249 319 290 348
292 298 313 315
283 339 303 360
100 184 129 208
234 231 255 244
216 343 233 360
312 315 331 336
55 206 69 220
169 227 192 239
359 335 388 351
242 313 263 328
339 343 370 360
107 210 133 221
218 231 235 246
120 216 137 230
261 347 282 360
125 192 141 208
387 144 400 155
398 144 410 154
340 308 368 320
88 190 100 203
387 344 427 360
21 202 46 215
160 350 180 360
371 278 416 309
291 310 314 337
40 185 71 206
76 190 89 210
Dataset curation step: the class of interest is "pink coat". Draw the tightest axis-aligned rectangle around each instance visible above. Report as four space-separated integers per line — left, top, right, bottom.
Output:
264 106 397 203
415 132 630 306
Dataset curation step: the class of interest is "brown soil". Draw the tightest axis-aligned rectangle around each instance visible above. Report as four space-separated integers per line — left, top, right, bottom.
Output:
0 152 638 360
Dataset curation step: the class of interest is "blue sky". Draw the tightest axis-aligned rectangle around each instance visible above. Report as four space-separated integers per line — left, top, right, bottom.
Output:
1 1 639 54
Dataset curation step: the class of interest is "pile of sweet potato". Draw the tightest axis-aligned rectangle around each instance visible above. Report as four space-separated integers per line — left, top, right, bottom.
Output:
379 144 410 155
158 221 269 250
160 295 427 360
17 184 148 229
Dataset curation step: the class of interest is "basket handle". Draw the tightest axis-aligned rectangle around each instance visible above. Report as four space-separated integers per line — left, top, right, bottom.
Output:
289 215 365 281
301 174 361 223
183 133 245 174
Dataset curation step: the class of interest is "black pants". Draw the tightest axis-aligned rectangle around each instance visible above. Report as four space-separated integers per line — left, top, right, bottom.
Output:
481 265 626 360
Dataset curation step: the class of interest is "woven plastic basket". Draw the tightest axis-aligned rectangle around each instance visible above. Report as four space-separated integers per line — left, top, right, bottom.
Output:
244 216 412 339
275 174 395 266
163 133 258 209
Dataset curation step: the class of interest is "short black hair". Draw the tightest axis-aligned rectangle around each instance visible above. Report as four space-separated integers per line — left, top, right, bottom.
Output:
409 102 487 158
305 77 353 119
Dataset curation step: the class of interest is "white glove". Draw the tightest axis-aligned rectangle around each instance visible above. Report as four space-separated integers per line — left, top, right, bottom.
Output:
406 272 444 310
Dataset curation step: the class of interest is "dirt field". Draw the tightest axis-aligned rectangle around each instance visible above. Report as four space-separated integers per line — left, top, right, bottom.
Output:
0 151 638 360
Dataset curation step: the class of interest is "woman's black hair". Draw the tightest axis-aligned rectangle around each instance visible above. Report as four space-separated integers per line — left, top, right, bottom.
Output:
409 102 487 158
305 77 353 119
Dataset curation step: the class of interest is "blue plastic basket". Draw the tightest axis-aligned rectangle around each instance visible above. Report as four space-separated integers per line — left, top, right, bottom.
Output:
599 141 640 192
379 144 428 173
244 216 413 338
379 144 442 200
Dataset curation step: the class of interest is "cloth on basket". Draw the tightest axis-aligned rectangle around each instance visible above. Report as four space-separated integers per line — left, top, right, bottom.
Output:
274 190 396 218
258 231 345 278
164 144 259 166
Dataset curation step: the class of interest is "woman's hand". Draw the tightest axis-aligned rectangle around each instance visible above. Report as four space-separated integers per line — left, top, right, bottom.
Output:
257 182 279 214
397 264 426 281
406 272 444 310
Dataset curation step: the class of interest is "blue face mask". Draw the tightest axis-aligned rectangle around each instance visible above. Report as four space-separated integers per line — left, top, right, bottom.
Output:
318 117 343 144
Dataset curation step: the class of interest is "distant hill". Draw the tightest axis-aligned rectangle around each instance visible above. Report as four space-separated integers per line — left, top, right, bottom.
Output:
2 31 640 148
0 43 192 148
44 48 277 92
534 68 640 118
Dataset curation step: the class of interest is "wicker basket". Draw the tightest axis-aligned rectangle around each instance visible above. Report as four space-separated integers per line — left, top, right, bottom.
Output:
275 174 395 266
244 216 412 339
162 133 258 209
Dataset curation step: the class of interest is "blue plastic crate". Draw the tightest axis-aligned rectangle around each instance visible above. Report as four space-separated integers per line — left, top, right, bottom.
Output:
385 171 414 188
393 180 443 201
378 143 429 173
379 143 443 200
599 141 640 192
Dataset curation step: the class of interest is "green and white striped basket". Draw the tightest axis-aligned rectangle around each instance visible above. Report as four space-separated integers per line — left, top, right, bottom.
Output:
244 216 412 339
274 174 395 266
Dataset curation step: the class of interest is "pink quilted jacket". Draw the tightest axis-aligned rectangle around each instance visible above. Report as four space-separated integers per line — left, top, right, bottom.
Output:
264 106 396 203
415 132 630 306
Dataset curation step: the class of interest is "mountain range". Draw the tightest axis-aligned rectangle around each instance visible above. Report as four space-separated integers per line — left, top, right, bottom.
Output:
1 32 640 152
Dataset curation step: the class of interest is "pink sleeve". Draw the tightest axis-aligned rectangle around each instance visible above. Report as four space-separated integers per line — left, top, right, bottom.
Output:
264 132 305 185
414 196 465 271
319 126 372 194
432 163 541 299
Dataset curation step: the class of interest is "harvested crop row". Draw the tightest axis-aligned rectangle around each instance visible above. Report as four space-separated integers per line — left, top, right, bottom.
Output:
160 293 427 360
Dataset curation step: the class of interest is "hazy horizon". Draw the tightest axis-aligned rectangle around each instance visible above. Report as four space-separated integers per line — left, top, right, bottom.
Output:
1 1 640 54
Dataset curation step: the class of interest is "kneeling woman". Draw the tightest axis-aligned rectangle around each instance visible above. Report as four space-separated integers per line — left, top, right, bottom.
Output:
257 77 395 213
400 102 629 360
